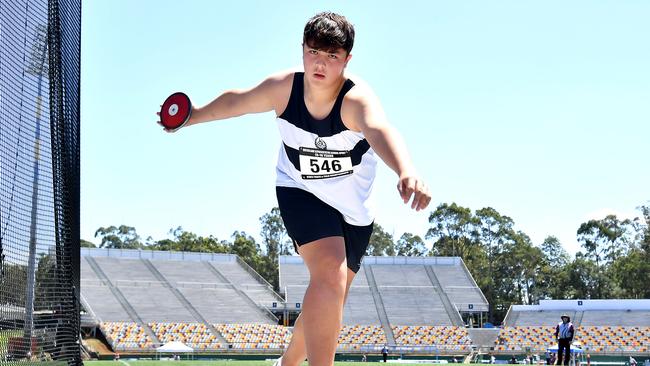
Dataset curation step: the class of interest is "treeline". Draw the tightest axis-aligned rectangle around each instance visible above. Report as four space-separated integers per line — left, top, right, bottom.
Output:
86 208 292 293
85 202 650 325
422 203 650 323
0 253 63 310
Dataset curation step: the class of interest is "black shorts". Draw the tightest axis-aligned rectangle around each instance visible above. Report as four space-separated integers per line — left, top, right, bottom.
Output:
276 186 373 273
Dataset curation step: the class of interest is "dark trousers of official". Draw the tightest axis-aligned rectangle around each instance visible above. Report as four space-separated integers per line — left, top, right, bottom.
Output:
557 339 571 365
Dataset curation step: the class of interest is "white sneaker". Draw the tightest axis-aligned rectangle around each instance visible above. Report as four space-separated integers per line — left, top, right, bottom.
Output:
273 356 283 366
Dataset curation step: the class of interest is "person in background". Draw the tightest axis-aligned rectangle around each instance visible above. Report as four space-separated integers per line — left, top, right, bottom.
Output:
554 314 574 366
382 345 389 362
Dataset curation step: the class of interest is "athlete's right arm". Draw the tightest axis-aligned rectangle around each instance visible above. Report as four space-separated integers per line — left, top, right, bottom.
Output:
183 71 293 127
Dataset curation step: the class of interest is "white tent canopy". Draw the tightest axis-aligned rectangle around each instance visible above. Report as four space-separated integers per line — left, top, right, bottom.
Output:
547 345 584 354
156 341 194 353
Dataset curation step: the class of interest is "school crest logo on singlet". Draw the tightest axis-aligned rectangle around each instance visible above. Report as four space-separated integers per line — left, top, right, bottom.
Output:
315 137 327 150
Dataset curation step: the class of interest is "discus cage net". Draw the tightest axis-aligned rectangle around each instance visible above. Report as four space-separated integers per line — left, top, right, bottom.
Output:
1 0 81 364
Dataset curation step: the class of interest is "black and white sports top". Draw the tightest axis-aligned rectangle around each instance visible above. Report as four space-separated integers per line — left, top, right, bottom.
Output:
275 72 378 226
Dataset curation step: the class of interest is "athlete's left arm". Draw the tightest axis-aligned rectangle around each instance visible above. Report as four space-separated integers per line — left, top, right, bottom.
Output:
342 86 431 211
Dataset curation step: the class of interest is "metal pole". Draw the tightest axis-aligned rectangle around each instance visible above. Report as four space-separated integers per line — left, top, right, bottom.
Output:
24 23 49 356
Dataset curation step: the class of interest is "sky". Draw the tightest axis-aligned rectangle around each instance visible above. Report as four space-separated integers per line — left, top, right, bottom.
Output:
80 1 650 255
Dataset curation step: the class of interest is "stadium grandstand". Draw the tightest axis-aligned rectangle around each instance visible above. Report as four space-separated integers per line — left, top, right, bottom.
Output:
279 255 484 354
79 248 650 360
80 249 485 357
80 248 282 353
495 299 650 356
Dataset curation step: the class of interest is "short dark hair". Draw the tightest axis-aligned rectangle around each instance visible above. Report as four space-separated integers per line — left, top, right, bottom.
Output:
303 12 355 54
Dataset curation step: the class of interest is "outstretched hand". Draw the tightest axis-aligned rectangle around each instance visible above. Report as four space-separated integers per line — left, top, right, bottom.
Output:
397 175 431 211
155 107 176 133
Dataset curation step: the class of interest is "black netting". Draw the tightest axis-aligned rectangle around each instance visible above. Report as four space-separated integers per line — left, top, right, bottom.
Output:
0 0 81 364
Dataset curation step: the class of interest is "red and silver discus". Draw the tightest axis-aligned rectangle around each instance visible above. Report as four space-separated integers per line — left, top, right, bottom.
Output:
159 92 192 131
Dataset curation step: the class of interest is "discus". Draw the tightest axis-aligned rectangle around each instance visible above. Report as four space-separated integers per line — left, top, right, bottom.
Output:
159 92 192 131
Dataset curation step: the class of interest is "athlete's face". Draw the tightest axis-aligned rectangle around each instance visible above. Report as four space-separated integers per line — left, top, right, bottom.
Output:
302 44 351 85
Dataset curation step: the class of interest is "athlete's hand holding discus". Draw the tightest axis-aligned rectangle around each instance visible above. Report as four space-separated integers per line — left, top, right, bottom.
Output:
155 77 281 133
156 92 193 132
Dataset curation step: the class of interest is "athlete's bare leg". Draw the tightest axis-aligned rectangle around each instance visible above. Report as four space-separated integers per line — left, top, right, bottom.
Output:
280 236 347 366
281 265 357 366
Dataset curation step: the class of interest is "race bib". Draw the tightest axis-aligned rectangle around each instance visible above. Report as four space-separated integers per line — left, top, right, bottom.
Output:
299 147 353 179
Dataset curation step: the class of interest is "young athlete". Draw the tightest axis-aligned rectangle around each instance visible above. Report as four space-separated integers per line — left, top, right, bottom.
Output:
158 12 431 366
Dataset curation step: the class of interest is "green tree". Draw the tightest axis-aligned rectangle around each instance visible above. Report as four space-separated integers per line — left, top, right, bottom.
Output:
34 254 57 310
144 227 230 253
80 239 96 248
230 231 263 274
426 203 476 258
367 223 395 256
170 228 203 252
0 263 27 305
577 215 634 266
258 208 290 290
474 207 515 323
395 233 427 256
638 204 650 251
486 231 544 322
610 248 650 298
565 252 602 299
608 204 650 298
507 232 545 305
0 247 4 280
537 236 571 300
540 236 570 268
94 225 143 249
259 207 291 256
577 215 634 298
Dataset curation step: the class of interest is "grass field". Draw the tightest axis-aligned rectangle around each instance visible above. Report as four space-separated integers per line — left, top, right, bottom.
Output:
85 361 473 366
86 362 283 366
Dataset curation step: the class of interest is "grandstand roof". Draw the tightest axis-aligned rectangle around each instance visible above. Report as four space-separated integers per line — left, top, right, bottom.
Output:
512 299 650 312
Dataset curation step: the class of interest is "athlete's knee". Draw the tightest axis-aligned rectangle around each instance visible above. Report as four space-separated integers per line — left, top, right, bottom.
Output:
317 264 347 286
310 265 347 297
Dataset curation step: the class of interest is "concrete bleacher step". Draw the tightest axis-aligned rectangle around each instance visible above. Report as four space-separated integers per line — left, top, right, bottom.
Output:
85 256 160 345
467 328 500 349
574 310 584 326
459 262 489 305
504 308 519 326
432 262 489 314
425 265 464 326
363 264 396 345
203 260 230 283
142 259 229 348
232 256 286 304
372 264 454 326
206 261 278 323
